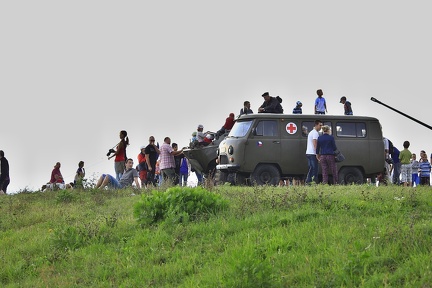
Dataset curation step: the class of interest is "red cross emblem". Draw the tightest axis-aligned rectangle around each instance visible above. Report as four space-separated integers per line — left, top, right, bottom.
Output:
286 122 297 134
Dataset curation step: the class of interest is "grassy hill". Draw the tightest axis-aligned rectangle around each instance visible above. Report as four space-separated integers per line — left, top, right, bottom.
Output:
1 184 431 287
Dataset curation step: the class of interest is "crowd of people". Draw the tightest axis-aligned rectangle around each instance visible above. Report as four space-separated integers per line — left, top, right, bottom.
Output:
238 89 353 117
1 90 430 194
35 129 206 193
301 119 431 187
379 139 431 187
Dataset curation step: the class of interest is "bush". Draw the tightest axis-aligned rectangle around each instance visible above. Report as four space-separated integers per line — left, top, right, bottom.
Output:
134 186 229 226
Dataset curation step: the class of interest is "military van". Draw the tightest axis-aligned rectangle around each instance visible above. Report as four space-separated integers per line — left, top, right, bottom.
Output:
216 114 384 185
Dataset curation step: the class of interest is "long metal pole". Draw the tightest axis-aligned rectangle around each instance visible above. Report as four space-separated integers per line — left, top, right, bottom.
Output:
370 97 432 131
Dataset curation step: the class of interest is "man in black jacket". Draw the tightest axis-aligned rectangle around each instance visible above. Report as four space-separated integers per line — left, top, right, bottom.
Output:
258 92 283 113
0 150 10 195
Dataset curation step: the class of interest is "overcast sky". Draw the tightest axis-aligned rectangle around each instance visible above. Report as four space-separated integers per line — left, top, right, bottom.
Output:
1 1 432 193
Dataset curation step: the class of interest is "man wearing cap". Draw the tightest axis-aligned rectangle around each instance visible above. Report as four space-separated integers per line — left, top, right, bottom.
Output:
196 124 206 143
258 92 283 113
293 101 303 114
340 96 353 115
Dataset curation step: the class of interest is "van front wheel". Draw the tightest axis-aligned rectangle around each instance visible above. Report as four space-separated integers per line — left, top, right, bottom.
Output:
338 167 364 184
251 164 280 186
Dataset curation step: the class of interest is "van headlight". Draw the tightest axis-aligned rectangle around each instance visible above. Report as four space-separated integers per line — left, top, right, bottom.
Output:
228 145 234 155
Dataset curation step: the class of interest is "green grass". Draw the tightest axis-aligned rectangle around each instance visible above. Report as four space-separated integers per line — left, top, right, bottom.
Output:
1 184 432 287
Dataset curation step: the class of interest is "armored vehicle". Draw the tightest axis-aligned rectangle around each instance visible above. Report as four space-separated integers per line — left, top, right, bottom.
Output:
182 131 230 181
216 114 385 185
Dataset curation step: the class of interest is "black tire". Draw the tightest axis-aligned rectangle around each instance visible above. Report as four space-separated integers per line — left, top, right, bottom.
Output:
214 170 228 185
251 164 280 186
234 173 247 186
338 167 364 184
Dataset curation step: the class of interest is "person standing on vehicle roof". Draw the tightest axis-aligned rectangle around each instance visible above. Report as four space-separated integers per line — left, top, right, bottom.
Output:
240 101 253 115
340 96 353 115
258 92 283 113
292 101 303 114
305 120 323 184
314 89 327 114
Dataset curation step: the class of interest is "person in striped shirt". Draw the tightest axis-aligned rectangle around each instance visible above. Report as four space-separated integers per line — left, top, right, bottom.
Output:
418 151 431 186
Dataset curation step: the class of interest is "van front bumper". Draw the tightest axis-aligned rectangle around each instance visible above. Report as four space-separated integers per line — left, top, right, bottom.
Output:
216 164 240 172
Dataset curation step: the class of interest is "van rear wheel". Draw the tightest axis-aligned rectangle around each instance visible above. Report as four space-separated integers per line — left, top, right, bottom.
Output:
251 164 280 186
338 167 364 184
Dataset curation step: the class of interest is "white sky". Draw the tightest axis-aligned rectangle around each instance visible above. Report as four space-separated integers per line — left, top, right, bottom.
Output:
1 1 432 193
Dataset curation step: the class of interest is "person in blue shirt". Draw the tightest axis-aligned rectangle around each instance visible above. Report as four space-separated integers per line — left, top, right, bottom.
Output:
419 151 431 186
292 101 303 114
391 147 401 185
340 96 353 115
314 89 327 114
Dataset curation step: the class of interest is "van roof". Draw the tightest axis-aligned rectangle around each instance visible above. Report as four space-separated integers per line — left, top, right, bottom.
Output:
237 114 380 122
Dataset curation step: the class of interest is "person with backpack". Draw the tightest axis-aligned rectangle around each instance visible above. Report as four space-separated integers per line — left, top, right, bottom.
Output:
258 92 283 113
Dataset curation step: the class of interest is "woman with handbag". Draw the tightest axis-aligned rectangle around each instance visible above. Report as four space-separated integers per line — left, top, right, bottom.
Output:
316 125 339 184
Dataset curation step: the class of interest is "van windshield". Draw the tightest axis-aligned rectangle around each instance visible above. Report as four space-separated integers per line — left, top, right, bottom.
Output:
228 120 253 137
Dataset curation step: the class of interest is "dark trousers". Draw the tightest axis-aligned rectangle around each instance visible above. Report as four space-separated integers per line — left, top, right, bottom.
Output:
420 176 430 186
0 178 10 193
319 155 338 184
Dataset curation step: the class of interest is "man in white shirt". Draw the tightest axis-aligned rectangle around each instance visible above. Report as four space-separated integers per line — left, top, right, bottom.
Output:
305 120 323 184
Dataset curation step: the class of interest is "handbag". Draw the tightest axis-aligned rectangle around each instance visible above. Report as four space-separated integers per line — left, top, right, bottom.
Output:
334 149 345 162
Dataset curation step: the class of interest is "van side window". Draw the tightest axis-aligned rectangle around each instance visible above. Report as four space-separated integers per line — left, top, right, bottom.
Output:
336 122 367 138
301 121 332 137
255 120 278 136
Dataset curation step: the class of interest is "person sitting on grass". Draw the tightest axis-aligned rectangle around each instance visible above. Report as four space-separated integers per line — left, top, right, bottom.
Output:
41 162 73 191
95 158 141 189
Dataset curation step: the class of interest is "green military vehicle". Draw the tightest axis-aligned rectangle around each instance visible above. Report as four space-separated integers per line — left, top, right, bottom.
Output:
182 131 230 182
216 114 385 185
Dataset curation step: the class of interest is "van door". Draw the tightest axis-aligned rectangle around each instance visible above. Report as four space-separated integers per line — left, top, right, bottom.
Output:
243 119 281 172
279 120 332 176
